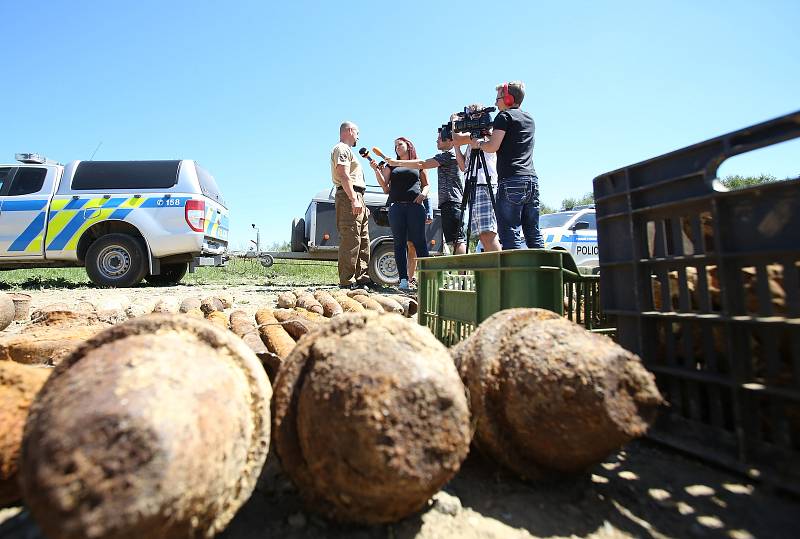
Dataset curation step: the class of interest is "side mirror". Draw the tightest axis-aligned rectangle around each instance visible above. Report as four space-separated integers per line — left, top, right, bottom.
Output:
571 221 590 231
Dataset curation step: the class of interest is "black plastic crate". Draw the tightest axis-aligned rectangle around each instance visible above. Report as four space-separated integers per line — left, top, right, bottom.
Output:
593 111 800 492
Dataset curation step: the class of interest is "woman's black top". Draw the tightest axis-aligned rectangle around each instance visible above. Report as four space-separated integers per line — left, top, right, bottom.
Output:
388 167 421 203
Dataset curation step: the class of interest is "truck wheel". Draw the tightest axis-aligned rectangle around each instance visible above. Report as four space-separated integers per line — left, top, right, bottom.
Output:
291 218 306 252
368 243 399 286
145 263 188 286
85 234 148 288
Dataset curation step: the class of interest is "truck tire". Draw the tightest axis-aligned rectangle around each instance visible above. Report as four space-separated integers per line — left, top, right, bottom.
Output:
85 234 148 288
368 242 399 287
145 263 188 286
291 218 306 252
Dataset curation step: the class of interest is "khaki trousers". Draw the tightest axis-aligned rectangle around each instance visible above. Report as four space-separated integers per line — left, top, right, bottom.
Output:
335 189 370 286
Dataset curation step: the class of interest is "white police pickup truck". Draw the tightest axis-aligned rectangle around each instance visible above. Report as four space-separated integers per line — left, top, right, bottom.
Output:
0 153 229 287
540 205 598 270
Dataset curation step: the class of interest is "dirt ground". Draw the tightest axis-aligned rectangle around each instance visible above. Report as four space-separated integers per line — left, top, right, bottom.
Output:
0 284 797 539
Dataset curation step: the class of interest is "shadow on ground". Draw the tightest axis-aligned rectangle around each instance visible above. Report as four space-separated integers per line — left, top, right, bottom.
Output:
2 437 797 539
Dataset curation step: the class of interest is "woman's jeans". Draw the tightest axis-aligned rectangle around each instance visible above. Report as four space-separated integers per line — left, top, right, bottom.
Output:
496 175 544 249
389 202 429 281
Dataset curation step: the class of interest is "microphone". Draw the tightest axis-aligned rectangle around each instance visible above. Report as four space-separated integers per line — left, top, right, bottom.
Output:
372 147 390 161
358 147 374 162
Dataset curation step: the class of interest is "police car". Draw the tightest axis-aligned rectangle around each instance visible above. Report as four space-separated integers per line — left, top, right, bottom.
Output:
0 153 229 287
540 205 598 270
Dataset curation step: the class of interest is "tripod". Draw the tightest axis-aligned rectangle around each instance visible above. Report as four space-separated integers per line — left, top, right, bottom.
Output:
460 148 498 253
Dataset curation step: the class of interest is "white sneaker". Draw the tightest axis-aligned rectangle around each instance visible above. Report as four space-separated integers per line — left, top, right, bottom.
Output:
399 279 410 290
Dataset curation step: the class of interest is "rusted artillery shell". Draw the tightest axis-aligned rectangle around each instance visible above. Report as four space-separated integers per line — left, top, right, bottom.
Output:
205 310 230 329
370 295 403 314
179 297 202 313
255 308 296 359
274 313 471 524
230 312 278 381
185 307 205 319
273 309 321 340
313 290 343 317
29 310 101 328
453 308 663 479
392 295 418 317
229 310 254 333
292 307 326 322
19 315 271 539
201 297 225 314
0 322 111 366
345 289 369 298
331 293 366 313
152 296 180 314
0 293 15 331
9 293 32 322
352 294 384 312
216 292 234 309
0 362 50 506
277 292 297 309
295 293 324 315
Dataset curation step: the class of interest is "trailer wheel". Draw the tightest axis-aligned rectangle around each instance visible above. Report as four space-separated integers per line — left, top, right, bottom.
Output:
145 263 188 286
368 243 399 286
85 234 148 288
291 218 306 252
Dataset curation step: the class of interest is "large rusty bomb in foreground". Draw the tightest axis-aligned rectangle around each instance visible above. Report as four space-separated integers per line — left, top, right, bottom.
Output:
452 308 663 480
273 312 471 524
19 315 272 539
0 361 50 506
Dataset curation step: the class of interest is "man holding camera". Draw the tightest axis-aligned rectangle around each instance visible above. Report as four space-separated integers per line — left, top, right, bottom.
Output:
385 128 466 255
331 121 371 289
453 81 543 249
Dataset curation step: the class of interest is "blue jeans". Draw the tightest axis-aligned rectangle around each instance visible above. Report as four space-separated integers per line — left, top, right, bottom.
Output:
496 175 544 249
389 202 429 280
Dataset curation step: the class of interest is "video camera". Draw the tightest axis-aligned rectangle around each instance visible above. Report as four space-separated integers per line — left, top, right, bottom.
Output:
439 106 496 141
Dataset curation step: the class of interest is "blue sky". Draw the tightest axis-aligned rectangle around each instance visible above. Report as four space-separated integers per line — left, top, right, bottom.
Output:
2 0 798 249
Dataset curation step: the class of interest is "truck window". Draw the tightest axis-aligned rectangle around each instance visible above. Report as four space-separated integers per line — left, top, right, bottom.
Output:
6 168 47 196
72 161 180 190
581 213 597 230
195 164 226 207
0 167 12 192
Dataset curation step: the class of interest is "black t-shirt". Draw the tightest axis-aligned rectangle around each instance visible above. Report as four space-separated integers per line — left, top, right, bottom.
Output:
493 108 536 179
388 167 421 203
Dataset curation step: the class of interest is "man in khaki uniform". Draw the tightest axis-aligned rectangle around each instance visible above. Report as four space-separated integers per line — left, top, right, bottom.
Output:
331 121 371 288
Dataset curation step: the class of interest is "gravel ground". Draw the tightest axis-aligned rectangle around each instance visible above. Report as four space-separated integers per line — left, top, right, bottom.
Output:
0 285 797 538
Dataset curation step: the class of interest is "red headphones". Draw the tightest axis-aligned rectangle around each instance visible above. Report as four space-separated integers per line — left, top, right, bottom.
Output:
502 83 515 106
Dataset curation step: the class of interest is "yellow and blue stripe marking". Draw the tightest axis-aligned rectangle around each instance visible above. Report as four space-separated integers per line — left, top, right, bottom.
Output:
6 196 225 253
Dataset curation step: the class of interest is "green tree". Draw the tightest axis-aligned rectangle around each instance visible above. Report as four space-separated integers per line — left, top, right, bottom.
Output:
560 192 594 211
540 202 556 215
720 174 777 190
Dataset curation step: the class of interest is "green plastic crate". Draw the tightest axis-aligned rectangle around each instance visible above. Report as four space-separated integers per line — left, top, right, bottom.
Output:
417 249 614 346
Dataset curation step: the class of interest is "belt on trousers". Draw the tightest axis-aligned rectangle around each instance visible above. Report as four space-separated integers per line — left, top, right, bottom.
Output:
337 185 365 194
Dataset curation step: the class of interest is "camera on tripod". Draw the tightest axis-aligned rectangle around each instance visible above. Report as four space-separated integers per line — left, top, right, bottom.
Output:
439 106 496 141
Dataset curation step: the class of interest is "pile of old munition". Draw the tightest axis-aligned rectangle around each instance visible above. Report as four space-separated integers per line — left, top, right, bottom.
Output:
0 288 664 538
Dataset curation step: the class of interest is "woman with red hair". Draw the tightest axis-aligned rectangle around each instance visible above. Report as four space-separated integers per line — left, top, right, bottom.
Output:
370 137 430 290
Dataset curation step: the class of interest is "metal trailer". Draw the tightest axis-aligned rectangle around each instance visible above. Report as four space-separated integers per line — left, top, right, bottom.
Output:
262 185 444 286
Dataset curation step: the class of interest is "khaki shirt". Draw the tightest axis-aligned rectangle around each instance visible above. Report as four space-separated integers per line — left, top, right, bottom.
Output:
330 142 366 189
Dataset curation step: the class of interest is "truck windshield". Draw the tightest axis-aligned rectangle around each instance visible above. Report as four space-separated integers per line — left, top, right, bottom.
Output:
539 212 576 229
195 164 226 207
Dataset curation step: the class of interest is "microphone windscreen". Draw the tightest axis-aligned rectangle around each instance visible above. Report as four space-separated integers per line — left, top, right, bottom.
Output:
372 147 389 160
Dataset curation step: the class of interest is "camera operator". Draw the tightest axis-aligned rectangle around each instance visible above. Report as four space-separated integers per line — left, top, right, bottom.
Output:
385 123 466 255
452 81 543 249
453 103 502 252
331 121 371 289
